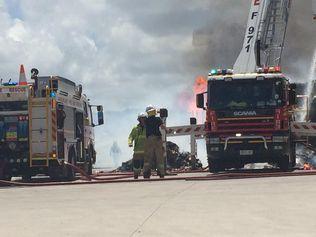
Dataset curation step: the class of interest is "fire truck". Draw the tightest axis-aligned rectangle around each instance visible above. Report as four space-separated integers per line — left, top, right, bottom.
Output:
164 0 314 172
0 66 104 181
196 0 297 172
196 68 297 172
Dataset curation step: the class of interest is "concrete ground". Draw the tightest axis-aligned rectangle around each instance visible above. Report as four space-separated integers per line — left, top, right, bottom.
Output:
1 175 316 237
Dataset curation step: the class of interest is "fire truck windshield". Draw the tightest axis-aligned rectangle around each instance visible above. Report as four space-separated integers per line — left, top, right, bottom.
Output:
0 101 28 111
208 79 284 110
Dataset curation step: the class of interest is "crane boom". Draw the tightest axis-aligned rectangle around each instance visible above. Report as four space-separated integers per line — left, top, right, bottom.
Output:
313 0 316 19
258 0 291 67
234 0 292 73
233 0 266 74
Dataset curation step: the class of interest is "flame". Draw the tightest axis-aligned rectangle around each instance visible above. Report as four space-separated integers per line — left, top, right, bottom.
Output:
176 75 207 123
189 76 207 122
303 162 312 170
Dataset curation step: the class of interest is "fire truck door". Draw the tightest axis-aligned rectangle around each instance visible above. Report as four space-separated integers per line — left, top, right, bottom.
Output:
75 112 84 161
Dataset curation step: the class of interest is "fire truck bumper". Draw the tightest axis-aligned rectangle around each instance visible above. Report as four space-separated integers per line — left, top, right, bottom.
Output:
0 141 29 174
206 135 290 166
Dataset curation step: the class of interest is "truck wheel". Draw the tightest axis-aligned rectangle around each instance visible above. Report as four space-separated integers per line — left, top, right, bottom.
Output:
2 173 12 181
208 157 224 173
66 150 76 181
290 144 296 168
1 165 12 181
22 173 32 182
86 148 93 175
278 155 290 172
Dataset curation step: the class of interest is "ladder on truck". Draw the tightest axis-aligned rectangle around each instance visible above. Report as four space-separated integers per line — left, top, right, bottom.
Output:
28 90 51 167
258 0 291 67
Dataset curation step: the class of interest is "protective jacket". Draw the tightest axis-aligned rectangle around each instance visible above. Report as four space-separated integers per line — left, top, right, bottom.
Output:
128 124 146 154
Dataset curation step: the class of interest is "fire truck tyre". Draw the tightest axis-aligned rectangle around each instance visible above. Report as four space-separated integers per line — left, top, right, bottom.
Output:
22 173 32 182
66 150 76 181
208 157 224 173
290 146 296 168
85 148 93 175
278 155 290 172
1 166 12 181
1 173 12 181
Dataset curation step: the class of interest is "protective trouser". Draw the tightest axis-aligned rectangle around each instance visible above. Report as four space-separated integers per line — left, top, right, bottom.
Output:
133 153 144 176
143 136 165 178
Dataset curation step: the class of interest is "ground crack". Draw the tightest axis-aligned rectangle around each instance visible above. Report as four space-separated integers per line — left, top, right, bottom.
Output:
129 182 196 237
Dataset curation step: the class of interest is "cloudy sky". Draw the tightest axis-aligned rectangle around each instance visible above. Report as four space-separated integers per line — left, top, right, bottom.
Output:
0 0 315 167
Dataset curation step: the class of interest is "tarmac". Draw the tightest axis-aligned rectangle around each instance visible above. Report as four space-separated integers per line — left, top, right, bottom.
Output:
1 174 316 237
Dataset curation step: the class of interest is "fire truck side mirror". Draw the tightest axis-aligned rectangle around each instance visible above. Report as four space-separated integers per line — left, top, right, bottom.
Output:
96 105 104 125
97 111 104 125
159 108 168 118
196 93 205 110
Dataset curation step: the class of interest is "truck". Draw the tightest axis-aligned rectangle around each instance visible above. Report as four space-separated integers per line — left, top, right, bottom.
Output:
196 0 300 172
196 68 297 172
0 66 104 181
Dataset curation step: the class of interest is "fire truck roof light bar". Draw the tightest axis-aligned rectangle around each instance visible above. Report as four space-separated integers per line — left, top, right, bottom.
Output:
257 66 282 74
209 68 234 76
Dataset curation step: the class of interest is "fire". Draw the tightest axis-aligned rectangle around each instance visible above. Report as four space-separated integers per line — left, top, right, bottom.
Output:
189 76 207 121
176 75 207 123
303 162 312 170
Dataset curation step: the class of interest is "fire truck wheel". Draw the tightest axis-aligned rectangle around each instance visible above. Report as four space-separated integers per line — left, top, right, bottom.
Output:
22 174 32 182
85 148 93 175
208 157 224 173
0 166 12 181
1 173 12 181
278 155 290 172
66 149 76 181
290 145 296 168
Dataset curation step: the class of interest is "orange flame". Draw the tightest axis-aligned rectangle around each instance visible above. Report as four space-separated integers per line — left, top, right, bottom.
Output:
304 163 312 170
189 76 207 122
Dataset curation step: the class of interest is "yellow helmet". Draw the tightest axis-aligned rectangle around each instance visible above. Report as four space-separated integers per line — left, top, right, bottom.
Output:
147 109 157 117
146 105 156 116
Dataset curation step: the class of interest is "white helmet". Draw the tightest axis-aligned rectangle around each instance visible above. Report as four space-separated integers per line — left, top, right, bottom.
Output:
138 112 147 119
146 105 155 112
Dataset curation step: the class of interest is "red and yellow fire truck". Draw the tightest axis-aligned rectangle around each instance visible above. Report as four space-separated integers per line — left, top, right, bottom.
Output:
197 67 297 172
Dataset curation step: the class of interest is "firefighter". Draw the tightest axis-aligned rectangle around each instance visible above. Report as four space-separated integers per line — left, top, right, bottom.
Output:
143 105 166 179
128 113 147 179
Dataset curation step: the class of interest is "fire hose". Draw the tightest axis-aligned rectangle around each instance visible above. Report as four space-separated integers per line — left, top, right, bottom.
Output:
2 161 316 187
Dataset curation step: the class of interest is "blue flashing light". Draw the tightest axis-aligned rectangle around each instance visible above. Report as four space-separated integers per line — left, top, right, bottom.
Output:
210 69 217 75
2 82 18 86
50 91 56 98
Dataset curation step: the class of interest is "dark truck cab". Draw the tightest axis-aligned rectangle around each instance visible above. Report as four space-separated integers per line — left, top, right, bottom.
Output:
197 70 297 172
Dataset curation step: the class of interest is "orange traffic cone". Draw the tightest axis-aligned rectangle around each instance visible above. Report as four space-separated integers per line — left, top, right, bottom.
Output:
19 64 27 85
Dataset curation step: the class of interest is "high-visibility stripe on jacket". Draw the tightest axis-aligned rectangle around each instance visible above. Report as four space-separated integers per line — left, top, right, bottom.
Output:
128 124 146 154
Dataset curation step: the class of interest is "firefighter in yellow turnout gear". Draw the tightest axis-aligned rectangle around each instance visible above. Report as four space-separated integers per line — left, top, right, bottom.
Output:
128 113 147 179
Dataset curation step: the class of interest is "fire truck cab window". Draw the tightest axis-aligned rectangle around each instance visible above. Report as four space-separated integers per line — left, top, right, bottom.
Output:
209 78 285 110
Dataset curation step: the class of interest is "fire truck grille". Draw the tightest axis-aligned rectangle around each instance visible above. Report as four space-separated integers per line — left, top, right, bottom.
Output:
217 117 274 131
